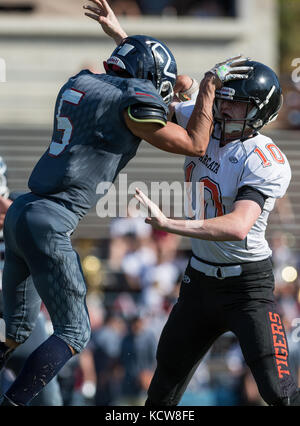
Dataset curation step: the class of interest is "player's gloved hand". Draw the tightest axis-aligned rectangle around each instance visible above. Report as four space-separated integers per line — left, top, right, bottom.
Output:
207 55 253 86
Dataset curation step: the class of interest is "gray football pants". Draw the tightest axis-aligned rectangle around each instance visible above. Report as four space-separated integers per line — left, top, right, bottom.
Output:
2 193 91 353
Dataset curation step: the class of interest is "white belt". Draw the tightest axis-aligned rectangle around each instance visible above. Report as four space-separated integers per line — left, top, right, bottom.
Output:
190 256 242 280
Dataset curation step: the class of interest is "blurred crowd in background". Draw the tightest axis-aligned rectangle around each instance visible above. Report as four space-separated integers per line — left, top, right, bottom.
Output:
32 213 298 407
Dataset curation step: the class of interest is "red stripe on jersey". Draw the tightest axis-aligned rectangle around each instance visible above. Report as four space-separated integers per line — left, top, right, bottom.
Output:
135 92 155 98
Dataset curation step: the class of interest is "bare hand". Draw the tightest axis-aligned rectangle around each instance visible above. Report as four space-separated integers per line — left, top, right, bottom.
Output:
83 0 128 45
134 188 168 231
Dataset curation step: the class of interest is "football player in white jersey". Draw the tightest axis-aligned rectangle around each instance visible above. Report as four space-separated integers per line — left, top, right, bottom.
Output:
84 0 300 406
135 65 300 406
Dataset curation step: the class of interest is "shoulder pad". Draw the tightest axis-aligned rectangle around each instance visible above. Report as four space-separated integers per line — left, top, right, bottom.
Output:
128 103 167 126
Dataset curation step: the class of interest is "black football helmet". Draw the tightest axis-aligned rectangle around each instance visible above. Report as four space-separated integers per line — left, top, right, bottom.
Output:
104 35 177 105
213 61 283 142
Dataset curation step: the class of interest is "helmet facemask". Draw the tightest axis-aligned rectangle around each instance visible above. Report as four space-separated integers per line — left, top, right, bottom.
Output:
149 40 177 106
158 80 174 105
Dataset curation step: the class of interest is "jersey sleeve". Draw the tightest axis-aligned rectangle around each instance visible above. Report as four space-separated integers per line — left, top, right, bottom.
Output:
238 144 291 199
174 100 195 129
120 79 168 117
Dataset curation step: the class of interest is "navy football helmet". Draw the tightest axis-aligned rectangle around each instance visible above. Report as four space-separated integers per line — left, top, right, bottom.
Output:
213 61 282 141
104 35 177 105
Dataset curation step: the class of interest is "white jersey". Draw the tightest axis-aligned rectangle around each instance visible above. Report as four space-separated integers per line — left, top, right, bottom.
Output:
175 101 291 264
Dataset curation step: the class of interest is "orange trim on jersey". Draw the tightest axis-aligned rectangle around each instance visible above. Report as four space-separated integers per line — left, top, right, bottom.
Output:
200 177 224 217
266 143 285 164
185 161 196 183
254 147 272 168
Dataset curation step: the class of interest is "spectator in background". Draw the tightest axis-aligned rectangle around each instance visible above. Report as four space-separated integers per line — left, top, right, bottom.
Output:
139 231 183 313
108 214 154 274
119 315 156 405
270 231 299 316
108 214 157 292
120 233 157 292
86 313 126 405
137 0 174 15
284 313 300 387
172 0 235 17
109 0 141 16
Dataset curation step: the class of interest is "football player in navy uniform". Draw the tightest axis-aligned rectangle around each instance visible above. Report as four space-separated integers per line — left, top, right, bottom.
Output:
0 1 253 406
0 157 63 405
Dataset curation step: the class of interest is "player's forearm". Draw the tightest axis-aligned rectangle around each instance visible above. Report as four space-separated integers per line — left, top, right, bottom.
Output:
124 114 211 157
112 29 128 45
186 74 217 156
162 214 245 241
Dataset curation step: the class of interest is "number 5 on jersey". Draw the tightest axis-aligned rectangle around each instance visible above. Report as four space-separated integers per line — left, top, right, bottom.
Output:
49 88 85 157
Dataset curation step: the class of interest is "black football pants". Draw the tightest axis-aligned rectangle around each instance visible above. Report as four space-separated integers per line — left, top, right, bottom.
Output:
146 257 300 406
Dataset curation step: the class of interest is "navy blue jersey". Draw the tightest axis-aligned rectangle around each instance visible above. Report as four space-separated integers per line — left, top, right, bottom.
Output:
29 70 167 218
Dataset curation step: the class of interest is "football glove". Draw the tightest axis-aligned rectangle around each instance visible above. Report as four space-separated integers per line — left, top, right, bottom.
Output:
208 55 253 84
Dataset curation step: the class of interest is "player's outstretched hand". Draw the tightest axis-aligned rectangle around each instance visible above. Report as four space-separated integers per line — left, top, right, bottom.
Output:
83 0 128 45
208 55 253 86
135 188 168 231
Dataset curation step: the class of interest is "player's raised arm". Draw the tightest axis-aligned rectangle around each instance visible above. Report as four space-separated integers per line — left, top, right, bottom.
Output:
124 56 253 157
84 0 128 45
123 73 216 157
